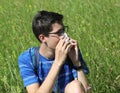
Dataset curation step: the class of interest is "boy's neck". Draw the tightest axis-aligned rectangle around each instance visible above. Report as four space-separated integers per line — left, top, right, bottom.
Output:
39 43 55 59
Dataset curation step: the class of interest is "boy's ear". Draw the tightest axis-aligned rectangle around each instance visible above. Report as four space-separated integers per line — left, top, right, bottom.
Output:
38 34 46 43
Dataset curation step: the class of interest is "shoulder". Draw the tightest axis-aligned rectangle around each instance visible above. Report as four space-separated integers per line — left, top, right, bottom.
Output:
18 47 35 65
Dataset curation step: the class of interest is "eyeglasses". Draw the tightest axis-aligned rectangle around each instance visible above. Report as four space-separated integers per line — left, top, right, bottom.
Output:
48 26 68 36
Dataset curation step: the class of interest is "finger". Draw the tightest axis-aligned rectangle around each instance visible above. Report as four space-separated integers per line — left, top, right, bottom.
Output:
56 37 66 49
70 38 77 44
69 38 75 41
64 43 73 53
62 41 71 50
71 40 78 48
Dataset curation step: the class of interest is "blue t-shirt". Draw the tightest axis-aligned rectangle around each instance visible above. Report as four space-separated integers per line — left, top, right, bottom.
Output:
18 47 89 93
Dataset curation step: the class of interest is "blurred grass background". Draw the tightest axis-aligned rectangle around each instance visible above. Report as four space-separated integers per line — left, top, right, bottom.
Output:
0 0 120 93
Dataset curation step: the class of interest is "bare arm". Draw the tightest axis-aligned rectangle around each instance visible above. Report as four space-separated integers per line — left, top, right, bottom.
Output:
77 68 90 93
26 62 61 93
68 39 91 93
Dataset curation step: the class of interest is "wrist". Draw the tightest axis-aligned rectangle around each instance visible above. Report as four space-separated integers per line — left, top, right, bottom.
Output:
73 61 81 67
53 60 63 68
73 65 83 71
73 61 83 71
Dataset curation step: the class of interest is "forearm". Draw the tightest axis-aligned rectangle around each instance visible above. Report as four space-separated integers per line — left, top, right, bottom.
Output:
77 70 90 93
37 62 61 93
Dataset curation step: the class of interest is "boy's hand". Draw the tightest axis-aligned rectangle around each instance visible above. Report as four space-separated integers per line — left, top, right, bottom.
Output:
54 37 73 67
68 39 81 66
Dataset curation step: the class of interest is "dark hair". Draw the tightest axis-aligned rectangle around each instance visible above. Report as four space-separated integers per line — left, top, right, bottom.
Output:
32 10 63 42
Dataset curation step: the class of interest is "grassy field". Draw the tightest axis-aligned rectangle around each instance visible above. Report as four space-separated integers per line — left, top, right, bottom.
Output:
0 0 120 93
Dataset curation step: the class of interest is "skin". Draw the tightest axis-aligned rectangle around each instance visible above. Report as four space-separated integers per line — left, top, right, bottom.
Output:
26 23 90 93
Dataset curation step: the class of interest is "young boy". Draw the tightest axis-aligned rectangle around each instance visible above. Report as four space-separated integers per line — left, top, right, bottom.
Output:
18 10 91 93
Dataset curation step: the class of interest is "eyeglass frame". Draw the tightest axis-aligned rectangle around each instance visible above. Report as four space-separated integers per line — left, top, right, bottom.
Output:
48 26 68 36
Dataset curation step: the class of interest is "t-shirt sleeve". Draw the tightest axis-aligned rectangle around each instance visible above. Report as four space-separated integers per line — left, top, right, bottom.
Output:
18 48 39 87
72 69 78 79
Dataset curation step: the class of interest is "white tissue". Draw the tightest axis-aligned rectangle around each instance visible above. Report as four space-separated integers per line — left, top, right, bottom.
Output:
64 33 70 43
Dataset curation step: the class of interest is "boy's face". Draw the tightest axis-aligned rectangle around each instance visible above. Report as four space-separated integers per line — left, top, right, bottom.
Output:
45 23 65 50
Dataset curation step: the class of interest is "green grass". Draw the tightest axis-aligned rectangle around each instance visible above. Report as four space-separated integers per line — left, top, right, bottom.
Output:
0 0 120 93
